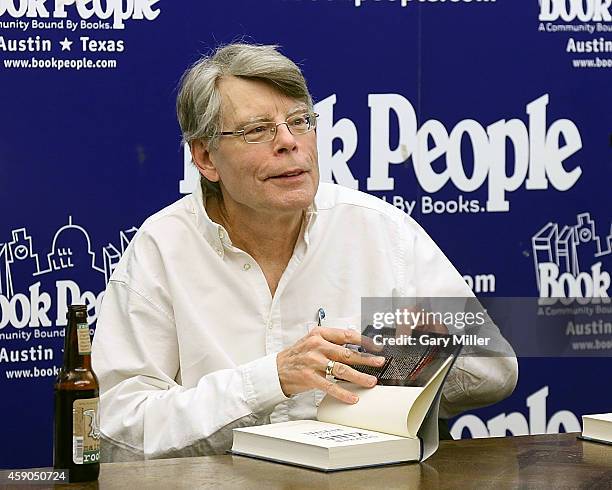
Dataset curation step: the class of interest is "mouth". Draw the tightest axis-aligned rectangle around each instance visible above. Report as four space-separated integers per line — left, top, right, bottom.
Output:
267 169 308 180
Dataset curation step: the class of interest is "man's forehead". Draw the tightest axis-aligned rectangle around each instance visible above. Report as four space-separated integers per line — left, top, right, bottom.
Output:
217 76 306 124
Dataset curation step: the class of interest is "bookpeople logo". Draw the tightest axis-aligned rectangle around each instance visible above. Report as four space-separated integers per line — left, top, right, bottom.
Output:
532 212 611 303
537 0 612 69
450 385 581 438
0 0 161 71
0 218 136 372
0 0 160 29
182 93 584 215
539 0 612 23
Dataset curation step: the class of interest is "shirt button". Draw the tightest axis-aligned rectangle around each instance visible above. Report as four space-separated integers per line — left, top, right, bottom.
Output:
267 321 273 330
243 263 251 271
218 228 224 239
215 248 223 257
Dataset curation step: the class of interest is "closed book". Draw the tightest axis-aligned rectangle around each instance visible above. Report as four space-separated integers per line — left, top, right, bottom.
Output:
581 413 612 446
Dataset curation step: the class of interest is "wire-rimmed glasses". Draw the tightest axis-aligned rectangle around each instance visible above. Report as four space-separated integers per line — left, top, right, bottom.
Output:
219 112 319 144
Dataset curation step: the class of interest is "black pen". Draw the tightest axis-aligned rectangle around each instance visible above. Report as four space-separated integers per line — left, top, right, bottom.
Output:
316 307 326 326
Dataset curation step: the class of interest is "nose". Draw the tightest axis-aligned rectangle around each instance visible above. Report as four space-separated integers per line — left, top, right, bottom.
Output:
273 122 298 154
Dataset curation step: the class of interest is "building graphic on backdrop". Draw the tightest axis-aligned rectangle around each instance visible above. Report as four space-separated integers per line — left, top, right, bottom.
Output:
102 228 137 284
532 213 612 298
0 218 137 327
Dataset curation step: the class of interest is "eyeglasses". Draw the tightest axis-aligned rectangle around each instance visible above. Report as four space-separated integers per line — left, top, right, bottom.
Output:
219 112 319 144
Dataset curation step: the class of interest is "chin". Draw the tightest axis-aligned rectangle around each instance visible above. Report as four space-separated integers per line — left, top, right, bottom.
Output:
274 190 316 211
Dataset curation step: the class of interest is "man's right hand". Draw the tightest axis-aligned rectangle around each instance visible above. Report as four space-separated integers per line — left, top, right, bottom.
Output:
276 327 386 404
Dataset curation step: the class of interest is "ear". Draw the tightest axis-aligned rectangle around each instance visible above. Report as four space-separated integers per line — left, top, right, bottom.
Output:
190 140 220 182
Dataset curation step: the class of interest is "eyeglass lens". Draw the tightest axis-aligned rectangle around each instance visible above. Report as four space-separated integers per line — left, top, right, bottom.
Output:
243 113 316 143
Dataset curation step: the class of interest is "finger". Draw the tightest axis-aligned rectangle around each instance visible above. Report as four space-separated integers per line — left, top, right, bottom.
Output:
322 342 385 368
310 372 359 404
360 335 384 354
331 362 377 388
310 327 385 362
311 326 364 346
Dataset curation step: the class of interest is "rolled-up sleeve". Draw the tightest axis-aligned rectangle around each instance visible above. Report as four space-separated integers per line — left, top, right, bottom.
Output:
401 216 518 417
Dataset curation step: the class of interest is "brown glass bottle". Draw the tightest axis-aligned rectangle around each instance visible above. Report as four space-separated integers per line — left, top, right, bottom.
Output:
54 305 100 482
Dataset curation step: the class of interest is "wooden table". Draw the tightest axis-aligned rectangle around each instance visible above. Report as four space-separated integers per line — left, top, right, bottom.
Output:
2 433 611 489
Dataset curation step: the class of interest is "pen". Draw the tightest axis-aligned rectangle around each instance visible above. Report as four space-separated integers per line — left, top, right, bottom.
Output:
316 307 326 326
316 307 368 354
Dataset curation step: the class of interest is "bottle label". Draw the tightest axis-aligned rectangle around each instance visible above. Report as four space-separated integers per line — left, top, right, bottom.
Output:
72 398 100 465
76 323 91 355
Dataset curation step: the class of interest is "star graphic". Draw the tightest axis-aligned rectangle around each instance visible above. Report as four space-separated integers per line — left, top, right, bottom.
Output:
59 37 73 51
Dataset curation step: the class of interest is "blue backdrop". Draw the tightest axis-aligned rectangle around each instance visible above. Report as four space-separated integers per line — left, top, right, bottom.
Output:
1 1 610 468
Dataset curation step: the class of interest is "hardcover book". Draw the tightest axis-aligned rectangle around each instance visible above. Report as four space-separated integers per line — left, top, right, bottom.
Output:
580 413 612 446
231 332 460 471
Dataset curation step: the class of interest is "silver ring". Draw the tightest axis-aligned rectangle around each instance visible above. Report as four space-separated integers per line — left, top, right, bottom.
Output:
325 360 336 377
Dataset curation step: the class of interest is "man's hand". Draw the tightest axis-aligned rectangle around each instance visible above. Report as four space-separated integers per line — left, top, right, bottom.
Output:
276 327 386 404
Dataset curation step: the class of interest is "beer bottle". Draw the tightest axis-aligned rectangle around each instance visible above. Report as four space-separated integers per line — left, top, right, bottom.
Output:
54 305 100 482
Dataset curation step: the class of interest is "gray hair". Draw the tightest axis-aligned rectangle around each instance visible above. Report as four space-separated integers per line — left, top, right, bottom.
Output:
176 43 313 196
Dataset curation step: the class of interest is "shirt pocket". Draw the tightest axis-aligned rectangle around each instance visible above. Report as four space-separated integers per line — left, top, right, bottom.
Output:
304 315 361 335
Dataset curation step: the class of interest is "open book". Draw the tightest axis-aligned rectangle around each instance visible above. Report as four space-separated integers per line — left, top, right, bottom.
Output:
232 332 460 471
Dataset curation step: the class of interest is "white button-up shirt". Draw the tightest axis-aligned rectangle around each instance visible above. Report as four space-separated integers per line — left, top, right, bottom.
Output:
92 182 517 461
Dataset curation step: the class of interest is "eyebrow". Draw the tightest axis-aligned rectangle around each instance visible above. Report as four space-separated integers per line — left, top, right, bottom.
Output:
233 104 309 130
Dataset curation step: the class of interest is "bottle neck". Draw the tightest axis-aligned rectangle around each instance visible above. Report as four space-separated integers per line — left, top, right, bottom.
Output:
62 312 92 370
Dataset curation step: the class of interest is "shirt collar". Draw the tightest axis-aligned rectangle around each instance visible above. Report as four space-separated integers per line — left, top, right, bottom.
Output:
191 181 319 251
303 199 317 247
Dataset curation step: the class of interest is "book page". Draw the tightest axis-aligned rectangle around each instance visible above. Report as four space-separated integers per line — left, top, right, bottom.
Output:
317 384 422 437
317 356 453 437
585 413 612 422
236 420 405 448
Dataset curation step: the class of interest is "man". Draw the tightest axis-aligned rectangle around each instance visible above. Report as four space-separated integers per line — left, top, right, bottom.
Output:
92 43 517 461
